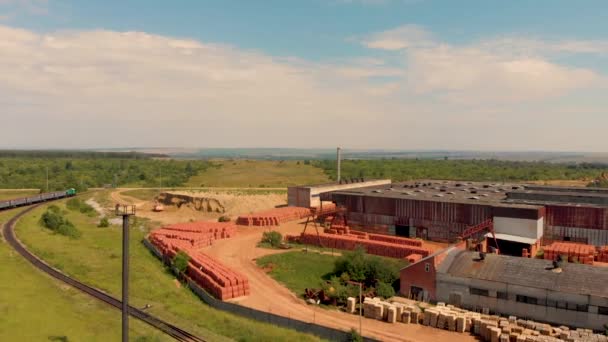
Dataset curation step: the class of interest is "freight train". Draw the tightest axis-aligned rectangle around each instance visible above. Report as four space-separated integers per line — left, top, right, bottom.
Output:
0 188 77 211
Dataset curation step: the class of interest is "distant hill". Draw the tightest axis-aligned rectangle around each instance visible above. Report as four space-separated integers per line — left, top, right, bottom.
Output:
94 148 608 164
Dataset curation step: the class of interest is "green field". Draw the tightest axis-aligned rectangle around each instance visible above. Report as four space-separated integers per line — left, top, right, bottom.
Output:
186 160 330 187
0 190 39 200
0 208 169 341
256 251 337 296
13 198 323 342
256 249 409 299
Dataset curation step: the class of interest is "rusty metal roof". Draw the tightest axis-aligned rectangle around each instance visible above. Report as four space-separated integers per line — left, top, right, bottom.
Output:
441 250 608 298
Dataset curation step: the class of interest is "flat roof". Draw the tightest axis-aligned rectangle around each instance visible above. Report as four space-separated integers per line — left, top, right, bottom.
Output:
327 180 608 209
329 180 542 208
289 179 391 189
441 250 608 298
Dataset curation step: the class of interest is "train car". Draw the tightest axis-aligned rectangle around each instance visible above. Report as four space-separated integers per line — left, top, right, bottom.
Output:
0 188 77 211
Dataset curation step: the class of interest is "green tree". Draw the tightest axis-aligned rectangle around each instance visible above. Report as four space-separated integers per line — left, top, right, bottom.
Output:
172 251 190 275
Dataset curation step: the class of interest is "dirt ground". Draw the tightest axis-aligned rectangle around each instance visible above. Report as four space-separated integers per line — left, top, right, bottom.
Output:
109 188 473 341
203 220 476 342
528 179 589 187
109 189 286 225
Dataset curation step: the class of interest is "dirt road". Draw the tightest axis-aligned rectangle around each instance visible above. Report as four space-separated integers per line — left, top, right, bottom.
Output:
203 220 477 342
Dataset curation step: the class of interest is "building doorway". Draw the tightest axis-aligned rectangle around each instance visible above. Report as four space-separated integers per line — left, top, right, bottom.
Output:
395 224 410 237
487 238 530 257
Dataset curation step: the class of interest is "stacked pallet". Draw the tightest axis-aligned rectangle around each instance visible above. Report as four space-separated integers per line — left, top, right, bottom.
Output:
543 242 595 265
598 246 608 262
353 301 607 342
236 206 312 226
287 232 432 259
148 222 249 301
188 252 250 300
367 233 422 247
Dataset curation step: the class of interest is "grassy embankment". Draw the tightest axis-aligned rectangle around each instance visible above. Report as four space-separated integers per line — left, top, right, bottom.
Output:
14 198 324 342
0 208 168 341
186 160 330 188
256 250 408 298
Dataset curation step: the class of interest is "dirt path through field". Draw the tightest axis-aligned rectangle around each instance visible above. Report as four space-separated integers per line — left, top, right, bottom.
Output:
203 221 477 342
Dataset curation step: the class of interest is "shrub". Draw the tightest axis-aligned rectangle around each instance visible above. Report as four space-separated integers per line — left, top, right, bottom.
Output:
348 328 363 342
172 251 190 275
261 231 283 248
98 217 110 228
66 198 96 216
376 281 395 299
40 207 81 239
218 215 231 222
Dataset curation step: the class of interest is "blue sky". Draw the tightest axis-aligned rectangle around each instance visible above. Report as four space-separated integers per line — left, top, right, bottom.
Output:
1 1 607 151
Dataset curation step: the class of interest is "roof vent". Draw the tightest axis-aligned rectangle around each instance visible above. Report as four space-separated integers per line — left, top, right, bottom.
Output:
470 190 477 194
481 194 489 197
469 196 480 200
483 185 490 188
440 188 446 192
447 192 455 195
414 189 424 193
434 194 444 197
373 190 383 193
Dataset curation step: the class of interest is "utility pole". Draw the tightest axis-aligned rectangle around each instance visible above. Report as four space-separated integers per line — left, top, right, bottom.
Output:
115 204 136 342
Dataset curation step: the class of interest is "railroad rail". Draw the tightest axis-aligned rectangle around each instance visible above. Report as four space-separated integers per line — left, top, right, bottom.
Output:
2 204 205 342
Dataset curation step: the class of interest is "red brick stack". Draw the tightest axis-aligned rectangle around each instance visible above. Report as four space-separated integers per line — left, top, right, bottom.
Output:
406 253 423 263
236 206 312 226
287 232 432 259
543 242 595 265
188 252 250 300
366 233 422 247
148 221 249 300
597 246 608 263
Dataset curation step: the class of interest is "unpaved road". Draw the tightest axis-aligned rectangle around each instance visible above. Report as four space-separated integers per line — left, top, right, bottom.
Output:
203 220 477 342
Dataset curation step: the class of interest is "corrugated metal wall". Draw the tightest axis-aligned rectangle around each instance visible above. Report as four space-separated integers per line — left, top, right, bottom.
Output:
545 205 608 230
545 226 608 246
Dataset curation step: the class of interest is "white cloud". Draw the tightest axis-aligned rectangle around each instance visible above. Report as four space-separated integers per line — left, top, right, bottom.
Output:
1 24 606 151
360 24 433 50
360 25 601 103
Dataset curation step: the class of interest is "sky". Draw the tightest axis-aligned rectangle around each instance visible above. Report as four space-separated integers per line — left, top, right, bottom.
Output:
1 0 607 151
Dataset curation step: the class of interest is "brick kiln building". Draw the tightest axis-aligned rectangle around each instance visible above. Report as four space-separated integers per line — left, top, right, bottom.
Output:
400 247 608 330
319 181 608 251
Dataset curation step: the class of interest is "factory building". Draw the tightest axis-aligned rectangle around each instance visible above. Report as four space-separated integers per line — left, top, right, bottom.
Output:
400 247 608 330
320 180 608 247
287 179 390 208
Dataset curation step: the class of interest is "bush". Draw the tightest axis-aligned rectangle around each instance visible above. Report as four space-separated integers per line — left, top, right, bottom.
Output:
334 246 399 286
98 217 110 228
348 328 363 342
261 231 283 248
40 207 81 239
172 251 190 275
218 215 231 222
65 198 96 217
376 281 395 299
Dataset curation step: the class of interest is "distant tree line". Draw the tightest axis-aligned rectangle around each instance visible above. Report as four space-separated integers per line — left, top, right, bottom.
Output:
0 150 167 159
0 157 212 191
313 159 608 183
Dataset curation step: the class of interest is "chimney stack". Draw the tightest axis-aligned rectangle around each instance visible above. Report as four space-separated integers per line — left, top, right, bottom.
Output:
336 147 341 182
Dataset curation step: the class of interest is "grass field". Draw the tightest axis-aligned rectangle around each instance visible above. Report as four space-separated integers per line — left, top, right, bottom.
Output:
0 208 169 341
256 250 337 296
0 189 39 200
256 249 409 299
14 199 323 342
186 160 330 188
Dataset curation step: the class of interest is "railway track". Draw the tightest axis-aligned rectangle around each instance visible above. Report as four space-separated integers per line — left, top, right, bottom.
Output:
2 204 206 342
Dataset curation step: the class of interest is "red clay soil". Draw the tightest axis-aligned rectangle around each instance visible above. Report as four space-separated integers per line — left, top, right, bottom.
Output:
202 219 477 342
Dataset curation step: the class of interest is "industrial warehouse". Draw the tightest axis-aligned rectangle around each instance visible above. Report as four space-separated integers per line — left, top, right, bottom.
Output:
288 179 608 331
300 180 608 250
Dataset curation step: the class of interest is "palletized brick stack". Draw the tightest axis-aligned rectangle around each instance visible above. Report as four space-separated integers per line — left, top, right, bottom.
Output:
236 206 312 226
543 242 595 265
148 221 249 301
366 233 422 247
287 232 431 259
188 252 250 300
597 246 608 263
